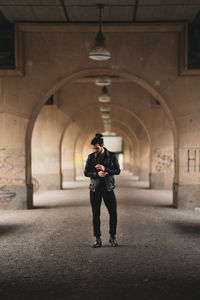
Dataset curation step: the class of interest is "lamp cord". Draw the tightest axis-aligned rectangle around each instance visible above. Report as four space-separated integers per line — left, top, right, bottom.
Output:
97 3 104 32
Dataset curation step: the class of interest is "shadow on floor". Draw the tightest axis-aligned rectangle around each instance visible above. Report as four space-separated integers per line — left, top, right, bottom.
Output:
33 202 89 210
119 200 173 209
62 186 88 190
0 274 200 300
119 185 150 190
153 204 174 209
99 244 137 249
171 221 200 236
0 224 23 237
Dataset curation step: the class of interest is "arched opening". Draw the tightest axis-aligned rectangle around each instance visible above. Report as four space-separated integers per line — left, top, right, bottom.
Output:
26 68 178 208
31 100 68 193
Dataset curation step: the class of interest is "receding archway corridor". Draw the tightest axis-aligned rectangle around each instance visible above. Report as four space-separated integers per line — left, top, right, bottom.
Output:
1 172 200 300
1 3 200 300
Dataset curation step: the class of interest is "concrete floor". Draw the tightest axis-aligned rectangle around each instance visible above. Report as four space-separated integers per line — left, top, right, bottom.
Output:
1 173 200 300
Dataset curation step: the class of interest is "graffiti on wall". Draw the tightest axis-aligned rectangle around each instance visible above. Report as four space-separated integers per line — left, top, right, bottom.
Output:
0 148 25 203
186 148 200 172
153 148 174 173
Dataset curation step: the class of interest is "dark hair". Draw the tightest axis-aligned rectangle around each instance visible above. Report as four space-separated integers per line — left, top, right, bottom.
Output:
91 133 104 146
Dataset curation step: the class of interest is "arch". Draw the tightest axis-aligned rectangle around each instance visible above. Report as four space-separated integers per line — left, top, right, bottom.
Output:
64 102 151 180
26 68 178 207
111 121 141 172
73 118 148 181
74 102 151 144
60 106 145 181
74 124 136 176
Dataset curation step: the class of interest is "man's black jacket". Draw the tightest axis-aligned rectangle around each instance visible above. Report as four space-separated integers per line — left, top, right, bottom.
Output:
84 148 121 192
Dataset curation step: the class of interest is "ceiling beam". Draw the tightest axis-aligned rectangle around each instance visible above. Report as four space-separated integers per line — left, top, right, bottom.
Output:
60 0 70 22
16 22 185 33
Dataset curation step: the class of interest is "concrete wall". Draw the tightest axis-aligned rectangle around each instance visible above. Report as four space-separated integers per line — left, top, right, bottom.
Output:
141 108 174 189
1 23 200 208
0 113 28 209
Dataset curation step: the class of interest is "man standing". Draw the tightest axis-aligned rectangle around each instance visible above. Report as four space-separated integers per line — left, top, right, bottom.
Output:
84 133 121 248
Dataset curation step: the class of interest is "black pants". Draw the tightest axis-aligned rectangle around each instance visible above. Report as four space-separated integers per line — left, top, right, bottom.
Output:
90 181 117 238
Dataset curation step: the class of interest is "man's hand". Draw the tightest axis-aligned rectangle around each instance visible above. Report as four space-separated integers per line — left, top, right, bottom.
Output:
95 164 105 171
98 171 108 177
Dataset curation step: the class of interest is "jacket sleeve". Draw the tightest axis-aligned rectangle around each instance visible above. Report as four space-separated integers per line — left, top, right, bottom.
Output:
105 153 121 175
84 155 98 178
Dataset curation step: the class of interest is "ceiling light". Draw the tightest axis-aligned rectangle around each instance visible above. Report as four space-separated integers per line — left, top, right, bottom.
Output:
101 112 110 119
98 86 111 103
103 119 112 124
99 106 111 112
95 76 112 86
88 4 111 61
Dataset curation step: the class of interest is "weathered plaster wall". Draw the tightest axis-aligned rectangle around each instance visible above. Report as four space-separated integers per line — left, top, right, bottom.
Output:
139 108 174 189
1 24 200 209
0 113 28 209
162 77 200 208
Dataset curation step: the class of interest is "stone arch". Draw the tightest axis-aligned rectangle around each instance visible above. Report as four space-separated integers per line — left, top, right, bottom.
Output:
61 103 148 181
73 102 151 144
26 68 178 206
73 123 136 178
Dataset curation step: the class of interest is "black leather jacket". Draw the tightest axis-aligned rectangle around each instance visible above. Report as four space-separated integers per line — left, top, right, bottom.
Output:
84 148 121 192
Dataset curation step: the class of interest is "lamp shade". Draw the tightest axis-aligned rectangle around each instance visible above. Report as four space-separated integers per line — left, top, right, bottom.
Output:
99 106 111 112
95 76 112 86
98 86 111 103
103 119 112 124
98 95 111 103
88 31 111 61
101 112 110 119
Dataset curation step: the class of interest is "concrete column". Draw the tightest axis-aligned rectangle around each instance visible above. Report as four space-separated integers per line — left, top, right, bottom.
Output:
139 139 150 181
173 113 200 209
150 146 174 189
0 113 29 209
61 122 80 183
149 110 174 189
123 142 132 171
132 144 140 176
32 106 67 191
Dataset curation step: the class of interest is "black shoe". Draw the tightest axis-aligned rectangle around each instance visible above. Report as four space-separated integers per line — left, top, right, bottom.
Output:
92 238 102 248
109 236 118 247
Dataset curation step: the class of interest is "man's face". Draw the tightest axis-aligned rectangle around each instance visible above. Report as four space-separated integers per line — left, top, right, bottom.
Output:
92 144 103 154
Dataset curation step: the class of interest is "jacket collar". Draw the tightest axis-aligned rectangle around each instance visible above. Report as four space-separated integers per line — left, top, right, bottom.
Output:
94 147 109 158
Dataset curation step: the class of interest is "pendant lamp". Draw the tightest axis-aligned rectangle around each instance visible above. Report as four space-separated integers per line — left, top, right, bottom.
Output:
103 119 112 124
101 112 110 119
95 76 112 86
98 86 111 103
99 106 111 112
88 4 111 61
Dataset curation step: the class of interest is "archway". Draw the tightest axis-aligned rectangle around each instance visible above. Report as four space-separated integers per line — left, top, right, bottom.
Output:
26 68 178 208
